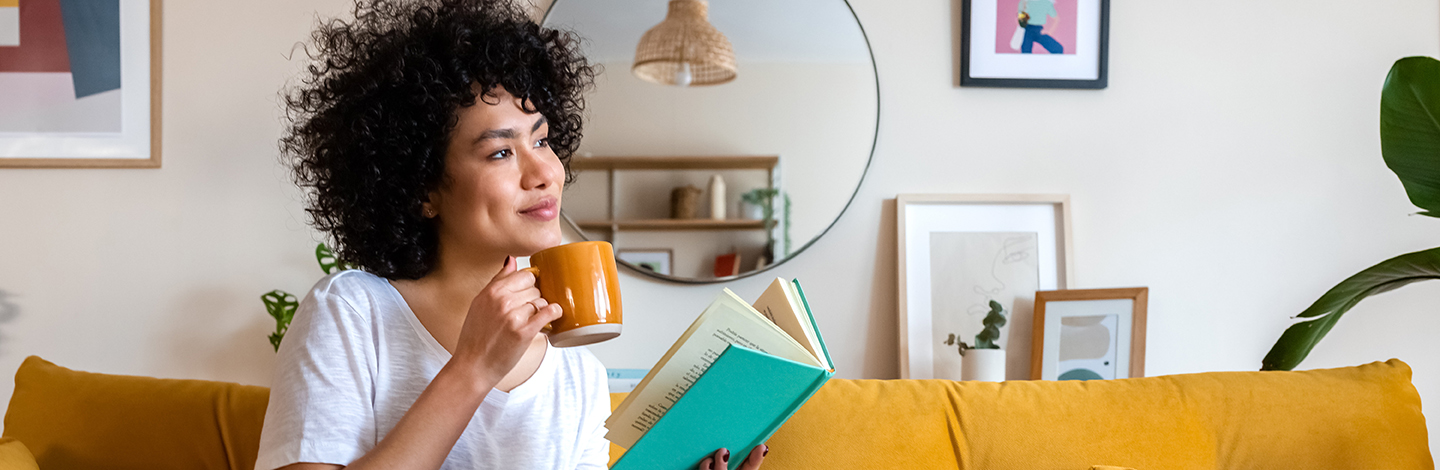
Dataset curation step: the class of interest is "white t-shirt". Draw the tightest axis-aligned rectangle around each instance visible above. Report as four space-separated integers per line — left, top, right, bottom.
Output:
254 270 611 470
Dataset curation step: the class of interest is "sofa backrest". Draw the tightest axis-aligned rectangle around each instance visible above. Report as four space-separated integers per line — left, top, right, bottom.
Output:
755 358 1432 470
3 356 270 470
5 356 1433 470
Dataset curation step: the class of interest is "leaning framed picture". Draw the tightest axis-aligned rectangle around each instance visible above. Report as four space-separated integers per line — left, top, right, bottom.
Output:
617 248 674 276
0 0 162 168
959 0 1109 89
896 194 1073 380
1030 287 1147 380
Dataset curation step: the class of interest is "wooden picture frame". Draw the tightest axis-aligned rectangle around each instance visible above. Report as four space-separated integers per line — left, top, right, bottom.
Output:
1031 287 1148 380
896 194 1073 379
0 0 162 168
959 0 1109 89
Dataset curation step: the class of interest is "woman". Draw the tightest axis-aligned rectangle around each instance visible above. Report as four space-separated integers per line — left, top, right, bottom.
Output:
254 1 767 469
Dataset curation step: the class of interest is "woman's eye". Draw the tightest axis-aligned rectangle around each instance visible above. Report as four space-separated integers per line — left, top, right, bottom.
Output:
534 138 549 148
489 148 513 160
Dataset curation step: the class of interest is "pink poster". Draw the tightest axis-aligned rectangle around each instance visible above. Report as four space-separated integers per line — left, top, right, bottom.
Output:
993 0 1076 55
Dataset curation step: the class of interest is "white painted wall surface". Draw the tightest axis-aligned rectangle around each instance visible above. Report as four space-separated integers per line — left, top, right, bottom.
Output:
0 0 1436 452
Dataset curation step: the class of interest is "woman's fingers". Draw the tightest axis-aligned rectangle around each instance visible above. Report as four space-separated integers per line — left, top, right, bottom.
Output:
697 457 713 470
737 445 766 470
523 304 562 331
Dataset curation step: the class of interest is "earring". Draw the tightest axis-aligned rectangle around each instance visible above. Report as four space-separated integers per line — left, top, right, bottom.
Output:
422 207 437 218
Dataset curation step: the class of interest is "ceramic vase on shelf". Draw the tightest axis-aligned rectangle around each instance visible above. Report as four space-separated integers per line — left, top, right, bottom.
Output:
708 175 726 220
960 349 1005 382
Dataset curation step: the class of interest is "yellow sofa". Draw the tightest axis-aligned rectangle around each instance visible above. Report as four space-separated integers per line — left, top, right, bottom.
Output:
2 355 1432 469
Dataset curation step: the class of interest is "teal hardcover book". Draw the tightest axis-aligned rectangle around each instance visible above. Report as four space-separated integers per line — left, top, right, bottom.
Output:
610 345 832 470
607 278 832 470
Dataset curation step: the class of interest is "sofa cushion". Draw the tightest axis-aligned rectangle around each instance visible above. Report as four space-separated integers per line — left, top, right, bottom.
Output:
2 356 270 470
0 438 39 470
762 359 1429 469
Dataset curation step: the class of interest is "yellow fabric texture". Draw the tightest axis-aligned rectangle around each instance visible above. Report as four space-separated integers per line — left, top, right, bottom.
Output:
2 356 271 470
2 356 1430 470
0 438 39 470
609 359 1431 470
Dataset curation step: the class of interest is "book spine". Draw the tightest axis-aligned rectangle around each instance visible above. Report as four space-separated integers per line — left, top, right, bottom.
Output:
737 370 832 469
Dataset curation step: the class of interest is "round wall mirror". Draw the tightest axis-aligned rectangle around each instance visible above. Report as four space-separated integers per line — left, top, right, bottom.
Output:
545 0 878 283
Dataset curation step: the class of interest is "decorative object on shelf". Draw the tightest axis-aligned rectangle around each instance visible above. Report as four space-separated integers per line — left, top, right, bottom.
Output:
632 0 736 87
713 251 741 278
708 174 726 220
897 194 1073 380
262 243 349 351
959 0 1109 89
1262 56 1440 371
740 188 779 223
944 300 1008 381
1031 287 1147 380
670 185 702 219
617 249 674 276
0 0 162 168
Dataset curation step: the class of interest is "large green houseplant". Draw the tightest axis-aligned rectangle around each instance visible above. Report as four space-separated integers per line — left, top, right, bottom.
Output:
1261 57 1440 371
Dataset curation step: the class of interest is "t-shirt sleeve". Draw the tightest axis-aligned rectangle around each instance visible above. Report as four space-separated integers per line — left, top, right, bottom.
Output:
254 287 379 470
575 352 613 470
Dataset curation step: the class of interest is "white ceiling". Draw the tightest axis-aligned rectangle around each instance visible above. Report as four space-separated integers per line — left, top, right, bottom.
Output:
543 0 872 64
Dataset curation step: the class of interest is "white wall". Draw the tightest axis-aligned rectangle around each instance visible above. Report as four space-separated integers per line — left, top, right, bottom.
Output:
0 0 1436 452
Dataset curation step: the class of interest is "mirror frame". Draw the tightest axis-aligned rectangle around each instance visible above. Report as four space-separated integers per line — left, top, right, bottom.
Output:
542 0 880 284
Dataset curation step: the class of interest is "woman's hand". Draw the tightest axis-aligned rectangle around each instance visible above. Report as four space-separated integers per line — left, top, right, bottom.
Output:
451 256 562 385
698 445 767 470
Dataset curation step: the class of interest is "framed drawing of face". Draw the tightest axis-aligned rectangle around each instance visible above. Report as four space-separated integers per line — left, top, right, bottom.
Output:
897 194 1073 380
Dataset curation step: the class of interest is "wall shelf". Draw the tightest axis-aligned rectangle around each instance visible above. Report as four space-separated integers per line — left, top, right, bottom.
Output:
575 219 768 232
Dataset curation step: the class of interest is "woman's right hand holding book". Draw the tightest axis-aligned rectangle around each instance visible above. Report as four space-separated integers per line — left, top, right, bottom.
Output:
698 445 768 470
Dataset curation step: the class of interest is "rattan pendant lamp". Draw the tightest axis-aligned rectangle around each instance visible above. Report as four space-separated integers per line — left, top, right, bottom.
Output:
632 0 737 87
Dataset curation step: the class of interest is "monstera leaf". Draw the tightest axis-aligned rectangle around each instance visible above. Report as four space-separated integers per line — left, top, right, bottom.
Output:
262 290 299 352
1261 57 1440 371
1381 57 1440 216
316 243 348 274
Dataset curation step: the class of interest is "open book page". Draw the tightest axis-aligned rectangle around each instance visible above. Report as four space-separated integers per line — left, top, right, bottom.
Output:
604 289 821 448
752 278 831 370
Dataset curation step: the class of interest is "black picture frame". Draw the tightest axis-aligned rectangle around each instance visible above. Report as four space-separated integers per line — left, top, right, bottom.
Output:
959 0 1109 89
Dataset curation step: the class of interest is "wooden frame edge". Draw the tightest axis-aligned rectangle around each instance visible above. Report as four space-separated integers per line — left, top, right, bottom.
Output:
895 193 1072 380
1029 287 1149 380
0 0 162 169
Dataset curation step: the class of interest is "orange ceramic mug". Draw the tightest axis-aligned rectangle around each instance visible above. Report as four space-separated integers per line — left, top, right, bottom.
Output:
521 241 623 347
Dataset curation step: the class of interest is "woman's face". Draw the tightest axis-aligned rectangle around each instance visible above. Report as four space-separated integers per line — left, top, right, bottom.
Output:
426 86 565 262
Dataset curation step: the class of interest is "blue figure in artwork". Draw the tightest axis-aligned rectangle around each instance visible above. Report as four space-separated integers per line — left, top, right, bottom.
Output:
1019 0 1064 54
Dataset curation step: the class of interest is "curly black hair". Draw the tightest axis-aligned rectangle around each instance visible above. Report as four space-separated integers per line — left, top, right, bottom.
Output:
283 0 595 280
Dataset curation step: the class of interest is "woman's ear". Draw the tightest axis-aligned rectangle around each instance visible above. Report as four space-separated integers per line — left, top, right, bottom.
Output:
422 192 440 218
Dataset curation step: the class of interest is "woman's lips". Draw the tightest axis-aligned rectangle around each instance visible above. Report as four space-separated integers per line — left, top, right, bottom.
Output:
520 197 558 221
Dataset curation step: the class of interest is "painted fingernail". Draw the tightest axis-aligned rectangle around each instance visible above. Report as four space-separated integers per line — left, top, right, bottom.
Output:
721 449 729 463
762 445 769 457
701 458 713 470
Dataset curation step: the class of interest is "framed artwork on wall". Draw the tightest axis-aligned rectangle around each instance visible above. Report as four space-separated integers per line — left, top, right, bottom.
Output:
617 249 674 276
0 0 162 168
1031 287 1148 380
896 194 1073 380
959 0 1109 89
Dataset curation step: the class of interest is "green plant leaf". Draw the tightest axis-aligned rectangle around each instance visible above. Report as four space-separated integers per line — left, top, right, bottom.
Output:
1261 247 1440 371
1381 57 1440 217
316 243 345 274
262 289 299 352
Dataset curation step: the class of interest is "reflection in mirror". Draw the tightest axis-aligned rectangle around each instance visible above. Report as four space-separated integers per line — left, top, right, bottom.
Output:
546 0 877 282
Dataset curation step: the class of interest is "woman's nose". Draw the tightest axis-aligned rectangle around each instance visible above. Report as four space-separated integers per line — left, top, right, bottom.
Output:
519 146 562 190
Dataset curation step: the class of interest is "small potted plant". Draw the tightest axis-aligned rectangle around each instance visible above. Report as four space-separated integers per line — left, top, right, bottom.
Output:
944 300 1008 381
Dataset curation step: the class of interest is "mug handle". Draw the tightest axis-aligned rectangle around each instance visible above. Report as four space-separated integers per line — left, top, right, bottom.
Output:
519 267 553 333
